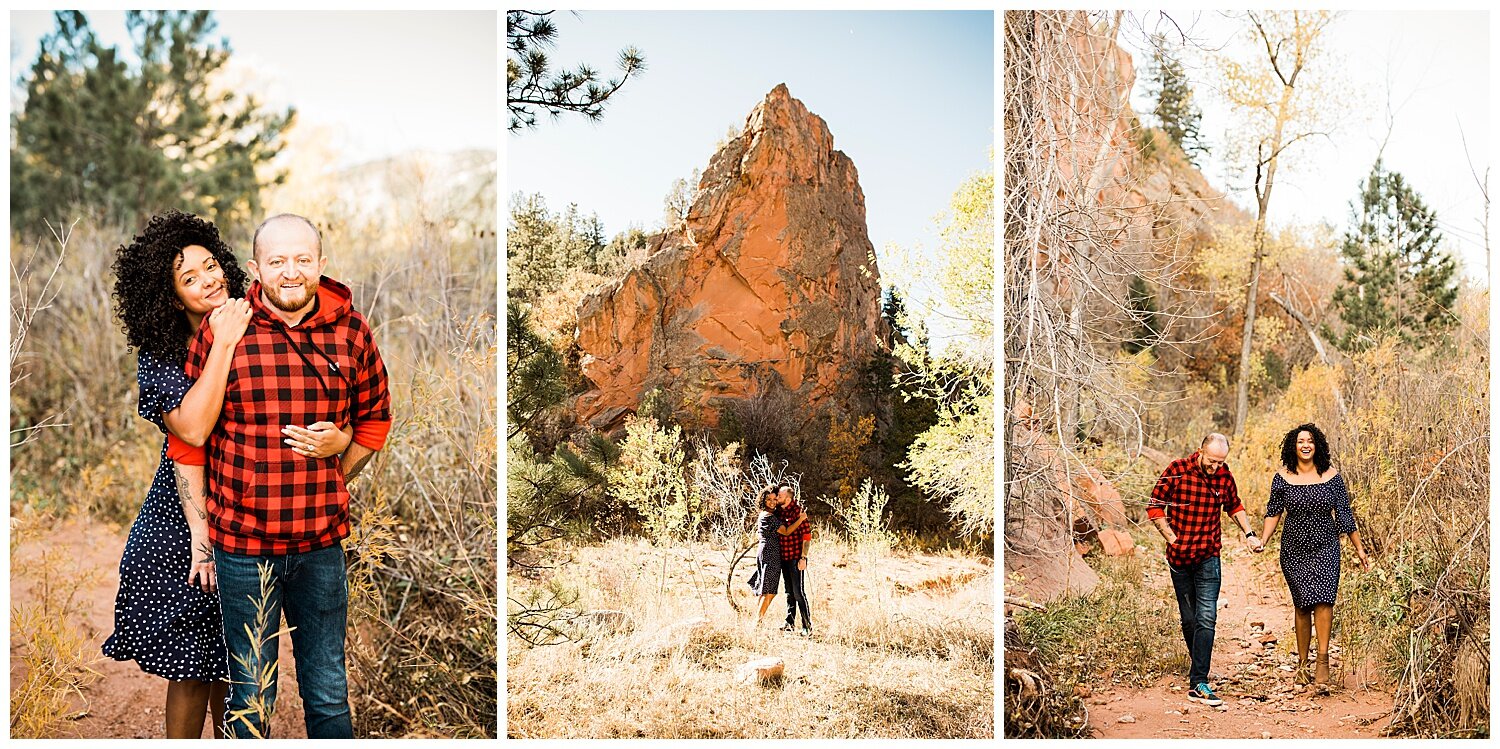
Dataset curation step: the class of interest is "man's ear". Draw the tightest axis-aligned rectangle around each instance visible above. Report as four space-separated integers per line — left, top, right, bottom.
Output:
247 259 259 278
317 254 329 276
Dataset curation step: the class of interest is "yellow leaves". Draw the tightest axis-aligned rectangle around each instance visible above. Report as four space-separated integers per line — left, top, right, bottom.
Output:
827 414 876 504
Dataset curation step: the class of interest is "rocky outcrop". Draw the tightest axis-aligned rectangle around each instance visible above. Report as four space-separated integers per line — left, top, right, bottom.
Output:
575 84 886 431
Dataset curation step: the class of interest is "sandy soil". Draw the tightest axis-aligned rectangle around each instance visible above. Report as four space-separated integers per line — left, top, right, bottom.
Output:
1085 547 1394 738
11 515 304 739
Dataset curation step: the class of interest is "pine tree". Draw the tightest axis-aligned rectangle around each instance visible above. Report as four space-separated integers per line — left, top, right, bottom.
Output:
1147 34 1208 165
1122 274 1161 354
506 300 568 442
508 10 645 132
11 11 293 241
1332 160 1459 351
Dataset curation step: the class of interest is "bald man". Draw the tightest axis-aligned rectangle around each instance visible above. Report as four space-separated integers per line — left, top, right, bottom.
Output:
169 213 392 738
1146 433 1262 708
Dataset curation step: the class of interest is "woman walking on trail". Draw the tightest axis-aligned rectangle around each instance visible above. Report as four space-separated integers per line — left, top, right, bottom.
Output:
1257 423 1372 686
748 485 783 625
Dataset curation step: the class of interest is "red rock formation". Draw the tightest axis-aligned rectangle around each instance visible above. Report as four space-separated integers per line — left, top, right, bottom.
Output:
575 84 886 430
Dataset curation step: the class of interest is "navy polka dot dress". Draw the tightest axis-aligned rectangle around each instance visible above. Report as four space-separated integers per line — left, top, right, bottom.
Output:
751 511 781 596
1266 472 1359 610
101 351 229 682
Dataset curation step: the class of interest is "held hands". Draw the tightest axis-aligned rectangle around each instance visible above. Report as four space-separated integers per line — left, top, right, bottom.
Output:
1248 534 1265 553
207 298 253 347
283 422 351 458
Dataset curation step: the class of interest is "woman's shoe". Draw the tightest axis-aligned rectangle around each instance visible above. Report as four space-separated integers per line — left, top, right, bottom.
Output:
1295 655 1312 684
1314 653 1330 686
779 623 795 632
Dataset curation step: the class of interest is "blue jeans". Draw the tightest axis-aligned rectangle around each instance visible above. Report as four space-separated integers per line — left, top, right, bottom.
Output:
1167 555 1221 687
781 562 811 628
216 544 352 739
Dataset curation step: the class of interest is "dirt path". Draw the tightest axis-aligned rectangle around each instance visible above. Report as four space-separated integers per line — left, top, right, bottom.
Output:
1085 548 1393 738
11 515 304 739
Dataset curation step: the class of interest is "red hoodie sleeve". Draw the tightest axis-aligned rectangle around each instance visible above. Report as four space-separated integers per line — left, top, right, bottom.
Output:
167 433 207 465
348 311 393 450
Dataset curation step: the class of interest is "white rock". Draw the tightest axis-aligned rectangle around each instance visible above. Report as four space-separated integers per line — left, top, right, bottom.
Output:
1117 714 1136 724
736 657 785 684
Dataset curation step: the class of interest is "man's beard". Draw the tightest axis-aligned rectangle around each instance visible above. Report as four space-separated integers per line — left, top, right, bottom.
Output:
263 277 319 312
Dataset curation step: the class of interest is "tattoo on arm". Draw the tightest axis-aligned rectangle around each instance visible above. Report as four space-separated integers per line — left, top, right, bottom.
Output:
344 452 375 482
195 541 214 564
173 465 209 520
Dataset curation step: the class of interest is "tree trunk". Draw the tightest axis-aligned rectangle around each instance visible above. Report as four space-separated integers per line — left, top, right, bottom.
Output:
1232 80 1294 443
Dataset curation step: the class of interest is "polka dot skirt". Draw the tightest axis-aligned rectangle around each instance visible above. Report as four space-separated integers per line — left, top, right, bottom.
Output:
1266 472 1359 610
101 351 229 682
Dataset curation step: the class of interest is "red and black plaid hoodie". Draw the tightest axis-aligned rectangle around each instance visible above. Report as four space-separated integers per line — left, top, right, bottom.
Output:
775 499 812 561
167 276 392 556
1146 452 1245 567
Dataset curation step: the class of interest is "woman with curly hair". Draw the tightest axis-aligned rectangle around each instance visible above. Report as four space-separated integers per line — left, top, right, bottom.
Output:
746 484 783 626
1257 422 1373 687
101 210 351 738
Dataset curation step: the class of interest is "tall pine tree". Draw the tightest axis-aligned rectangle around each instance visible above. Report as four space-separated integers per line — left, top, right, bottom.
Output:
11 11 294 241
1146 34 1208 165
1331 159 1458 351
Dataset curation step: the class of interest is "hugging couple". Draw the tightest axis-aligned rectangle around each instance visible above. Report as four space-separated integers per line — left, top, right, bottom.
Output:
100 210 392 738
747 484 814 636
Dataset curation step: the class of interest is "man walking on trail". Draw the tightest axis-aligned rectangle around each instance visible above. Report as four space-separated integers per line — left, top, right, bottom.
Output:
1147 433 1262 708
170 214 392 738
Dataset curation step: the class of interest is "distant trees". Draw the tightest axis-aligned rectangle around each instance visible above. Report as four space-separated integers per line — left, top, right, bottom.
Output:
11 10 294 241
1332 160 1458 351
1146 34 1208 164
506 193 631 303
507 10 646 132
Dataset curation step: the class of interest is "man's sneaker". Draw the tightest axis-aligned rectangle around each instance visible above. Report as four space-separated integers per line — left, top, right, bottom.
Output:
1187 683 1223 707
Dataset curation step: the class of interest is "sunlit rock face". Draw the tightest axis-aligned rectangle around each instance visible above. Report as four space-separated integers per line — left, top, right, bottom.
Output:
575 84 886 431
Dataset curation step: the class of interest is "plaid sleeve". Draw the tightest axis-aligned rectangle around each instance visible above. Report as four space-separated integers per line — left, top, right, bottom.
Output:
347 311 393 450
166 324 216 465
1146 466 1175 520
1221 472 1245 517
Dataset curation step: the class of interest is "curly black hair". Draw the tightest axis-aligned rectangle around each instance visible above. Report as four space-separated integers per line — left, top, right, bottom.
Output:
758 483 780 511
111 210 249 365
1280 422 1332 475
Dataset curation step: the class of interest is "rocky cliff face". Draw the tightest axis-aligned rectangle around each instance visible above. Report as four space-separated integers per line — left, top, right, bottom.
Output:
574 84 886 431
1006 13 1244 604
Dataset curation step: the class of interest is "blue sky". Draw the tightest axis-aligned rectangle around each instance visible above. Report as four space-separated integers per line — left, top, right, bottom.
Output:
508 10 995 339
11 11 498 166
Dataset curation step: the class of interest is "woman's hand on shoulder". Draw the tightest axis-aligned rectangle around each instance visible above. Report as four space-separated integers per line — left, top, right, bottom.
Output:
208 298 253 347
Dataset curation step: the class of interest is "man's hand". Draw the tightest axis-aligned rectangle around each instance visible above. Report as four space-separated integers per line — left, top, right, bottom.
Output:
1249 535 1265 553
797 558 806 571
1163 531 1178 546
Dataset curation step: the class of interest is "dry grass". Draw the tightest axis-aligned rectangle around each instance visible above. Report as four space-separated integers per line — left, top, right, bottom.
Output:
507 534 993 738
9 507 104 738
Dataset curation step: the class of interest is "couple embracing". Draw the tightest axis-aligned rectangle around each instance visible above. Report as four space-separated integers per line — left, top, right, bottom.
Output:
101 211 392 738
748 484 813 636
1148 426 1372 708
